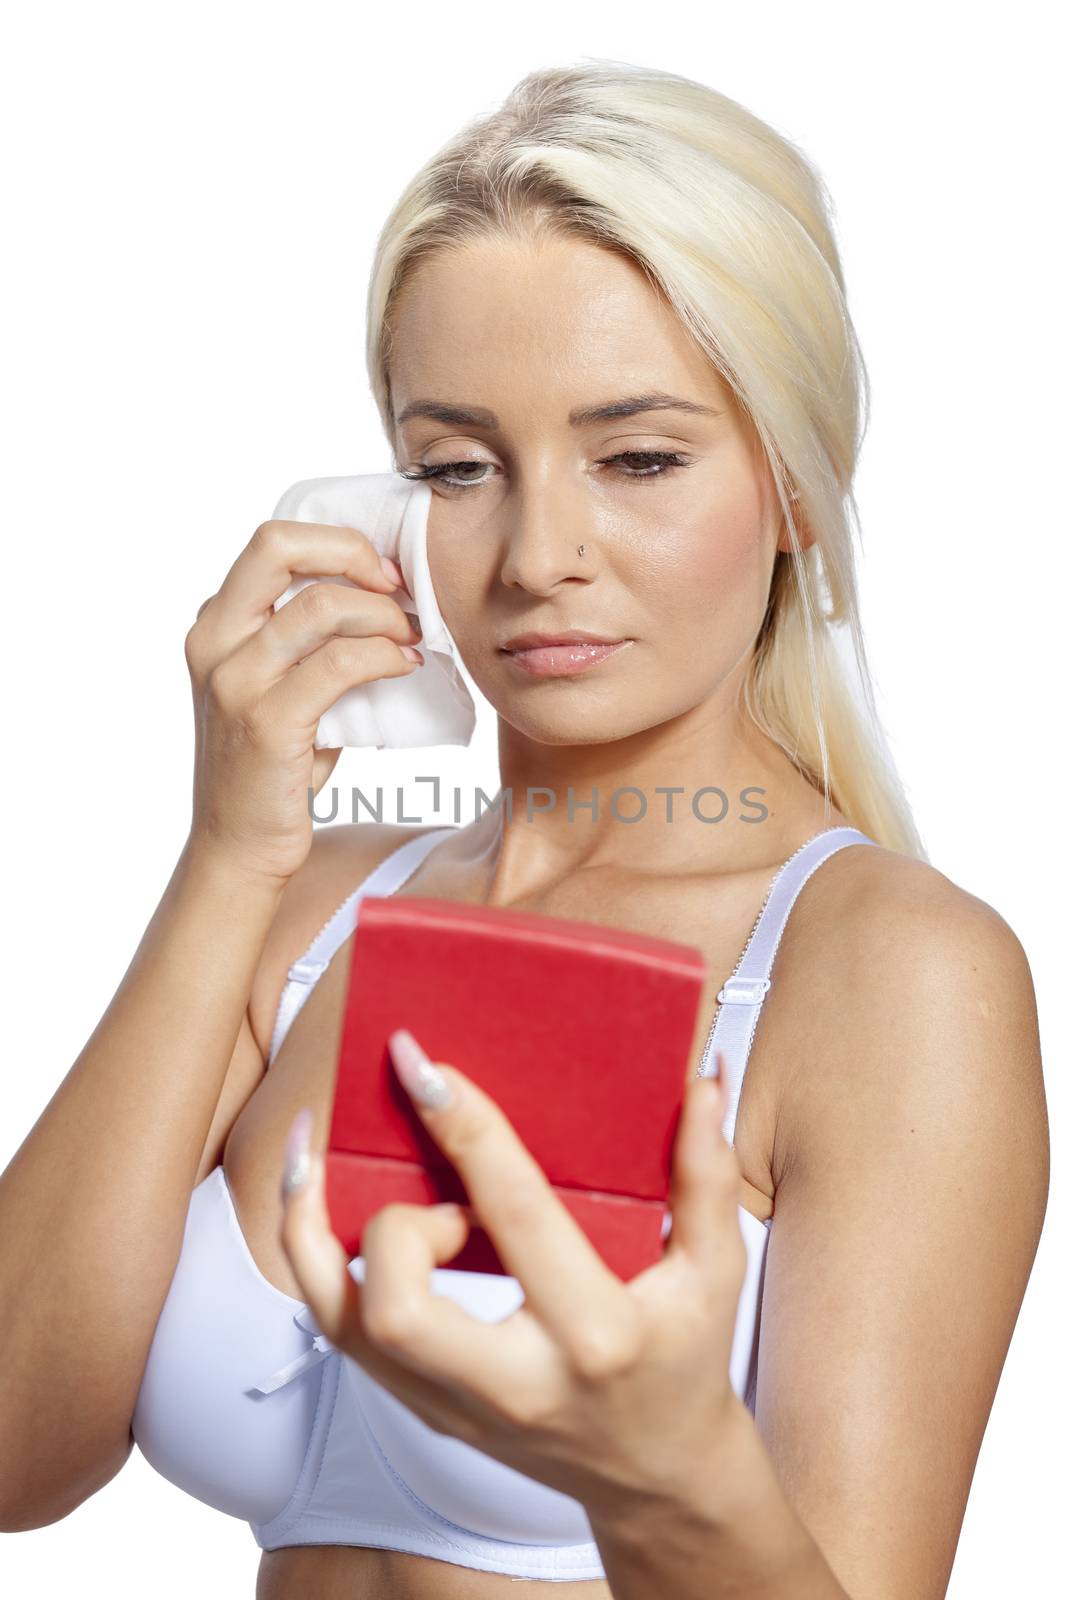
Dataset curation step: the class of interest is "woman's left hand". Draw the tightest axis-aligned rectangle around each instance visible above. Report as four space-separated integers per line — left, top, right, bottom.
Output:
277 1028 750 1525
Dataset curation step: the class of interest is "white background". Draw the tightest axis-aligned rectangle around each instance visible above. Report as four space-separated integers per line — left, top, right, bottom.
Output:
1 1 1061 1593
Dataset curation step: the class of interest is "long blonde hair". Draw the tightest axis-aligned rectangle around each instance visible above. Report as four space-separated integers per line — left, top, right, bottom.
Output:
364 59 925 859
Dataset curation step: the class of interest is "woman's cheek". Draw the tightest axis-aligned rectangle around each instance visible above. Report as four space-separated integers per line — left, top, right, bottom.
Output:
426 516 477 638
649 505 770 664
642 504 752 599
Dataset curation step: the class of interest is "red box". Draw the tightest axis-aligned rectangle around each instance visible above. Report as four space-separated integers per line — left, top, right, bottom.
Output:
325 895 707 1280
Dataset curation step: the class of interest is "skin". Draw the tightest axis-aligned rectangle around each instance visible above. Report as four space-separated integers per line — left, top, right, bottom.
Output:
246 232 1048 1598
395 230 818 891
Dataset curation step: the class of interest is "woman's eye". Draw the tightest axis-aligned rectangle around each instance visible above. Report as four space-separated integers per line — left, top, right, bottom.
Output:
400 460 496 491
605 450 693 481
399 451 692 493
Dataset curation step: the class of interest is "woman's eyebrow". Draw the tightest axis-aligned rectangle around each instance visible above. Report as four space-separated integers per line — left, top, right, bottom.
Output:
395 392 722 429
570 392 722 426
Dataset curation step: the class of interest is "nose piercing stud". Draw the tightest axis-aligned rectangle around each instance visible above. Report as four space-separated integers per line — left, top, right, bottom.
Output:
578 544 585 557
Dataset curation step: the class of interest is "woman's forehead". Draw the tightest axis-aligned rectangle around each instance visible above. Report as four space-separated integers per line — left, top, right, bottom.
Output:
389 237 733 428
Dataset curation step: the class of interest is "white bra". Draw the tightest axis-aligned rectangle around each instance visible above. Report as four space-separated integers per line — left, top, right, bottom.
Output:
131 824 874 1581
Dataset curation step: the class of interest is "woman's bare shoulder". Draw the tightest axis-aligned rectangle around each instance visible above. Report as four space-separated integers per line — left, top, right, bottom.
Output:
769 837 1042 1183
246 822 435 1059
787 836 1020 947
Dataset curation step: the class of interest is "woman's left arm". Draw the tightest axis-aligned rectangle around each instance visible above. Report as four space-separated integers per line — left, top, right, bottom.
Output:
593 878 1048 1600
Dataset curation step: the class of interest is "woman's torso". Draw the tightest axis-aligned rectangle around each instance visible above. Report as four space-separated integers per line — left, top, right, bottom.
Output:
222 807 865 1598
132 804 878 1599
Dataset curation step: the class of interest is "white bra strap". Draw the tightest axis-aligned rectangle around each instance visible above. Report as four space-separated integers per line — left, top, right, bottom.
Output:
697 826 876 1145
267 827 456 1067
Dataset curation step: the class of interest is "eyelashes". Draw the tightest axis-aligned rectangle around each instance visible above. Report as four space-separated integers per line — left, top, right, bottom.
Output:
398 450 694 494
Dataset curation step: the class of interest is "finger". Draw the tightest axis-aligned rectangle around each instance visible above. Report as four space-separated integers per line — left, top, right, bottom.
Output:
279 1123 549 1436
359 1199 559 1420
265 579 420 667
387 1029 632 1346
278 1111 364 1347
262 633 424 738
664 1050 741 1273
256 580 420 687
209 579 421 723
275 1115 475 1380
195 520 405 667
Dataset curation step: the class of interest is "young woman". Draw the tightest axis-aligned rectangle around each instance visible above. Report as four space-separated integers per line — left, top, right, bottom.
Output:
0 60 1048 1600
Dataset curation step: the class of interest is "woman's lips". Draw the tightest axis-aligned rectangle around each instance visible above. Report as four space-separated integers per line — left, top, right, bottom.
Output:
500 639 633 676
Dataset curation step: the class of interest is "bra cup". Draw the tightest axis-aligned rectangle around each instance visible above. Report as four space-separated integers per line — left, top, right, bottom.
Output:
132 1170 324 1525
345 1261 597 1545
345 1214 770 1544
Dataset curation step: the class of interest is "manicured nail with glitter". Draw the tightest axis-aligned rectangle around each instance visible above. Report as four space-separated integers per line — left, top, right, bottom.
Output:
282 1107 314 1196
389 1029 455 1111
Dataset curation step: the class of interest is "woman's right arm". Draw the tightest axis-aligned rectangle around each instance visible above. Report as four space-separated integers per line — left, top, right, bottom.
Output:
0 517 424 1531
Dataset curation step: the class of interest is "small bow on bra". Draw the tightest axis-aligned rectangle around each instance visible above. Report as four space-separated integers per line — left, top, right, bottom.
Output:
250 1305 337 1397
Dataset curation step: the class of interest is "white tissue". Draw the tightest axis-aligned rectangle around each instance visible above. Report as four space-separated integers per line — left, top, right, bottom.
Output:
270 473 476 750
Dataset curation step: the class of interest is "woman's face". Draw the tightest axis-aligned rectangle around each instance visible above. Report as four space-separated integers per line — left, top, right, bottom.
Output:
388 231 786 749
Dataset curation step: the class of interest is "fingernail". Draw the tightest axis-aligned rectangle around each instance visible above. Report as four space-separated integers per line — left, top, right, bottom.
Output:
701 1074 723 1119
399 645 424 664
378 554 404 588
389 1028 454 1110
713 1051 730 1126
282 1107 314 1196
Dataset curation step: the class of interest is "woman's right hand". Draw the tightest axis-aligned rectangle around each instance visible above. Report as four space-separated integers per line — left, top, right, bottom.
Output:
183 518 425 886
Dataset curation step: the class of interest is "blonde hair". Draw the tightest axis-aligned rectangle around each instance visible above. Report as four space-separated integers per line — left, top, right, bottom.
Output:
365 58 926 859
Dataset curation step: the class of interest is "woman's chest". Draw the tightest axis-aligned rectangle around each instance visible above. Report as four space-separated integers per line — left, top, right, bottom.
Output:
225 865 781 1305
222 867 783 1600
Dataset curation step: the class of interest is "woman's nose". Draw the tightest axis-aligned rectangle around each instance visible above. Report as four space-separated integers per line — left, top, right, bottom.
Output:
497 481 596 592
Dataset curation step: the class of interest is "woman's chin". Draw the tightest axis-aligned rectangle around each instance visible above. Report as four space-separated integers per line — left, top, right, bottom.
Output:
490 702 660 749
